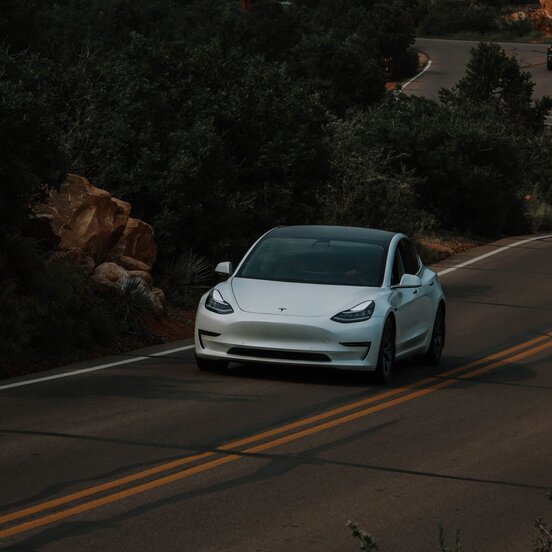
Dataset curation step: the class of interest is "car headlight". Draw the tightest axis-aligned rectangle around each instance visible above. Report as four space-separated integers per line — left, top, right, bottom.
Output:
205 289 234 314
331 300 375 323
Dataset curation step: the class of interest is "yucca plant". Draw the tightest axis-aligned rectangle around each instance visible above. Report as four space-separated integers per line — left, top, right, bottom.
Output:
113 277 156 333
438 524 462 552
348 521 379 551
534 517 552 552
160 249 213 307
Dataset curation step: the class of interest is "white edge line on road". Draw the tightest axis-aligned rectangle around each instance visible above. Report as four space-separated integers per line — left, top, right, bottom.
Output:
2 233 552 392
402 59 432 90
436 233 552 277
0 345 195 391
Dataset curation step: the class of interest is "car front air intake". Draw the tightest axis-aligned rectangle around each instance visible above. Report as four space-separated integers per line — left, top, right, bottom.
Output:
227 347 331 362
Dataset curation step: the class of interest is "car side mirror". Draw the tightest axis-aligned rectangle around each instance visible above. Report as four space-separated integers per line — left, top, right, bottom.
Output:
215 261 233 276
398 274 422 288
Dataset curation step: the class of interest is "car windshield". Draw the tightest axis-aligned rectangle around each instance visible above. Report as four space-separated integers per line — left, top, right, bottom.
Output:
237 236 388 287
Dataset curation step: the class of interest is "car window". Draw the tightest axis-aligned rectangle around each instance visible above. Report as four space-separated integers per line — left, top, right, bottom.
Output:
398 238 420 275
391 248 405 286
237 236 388 287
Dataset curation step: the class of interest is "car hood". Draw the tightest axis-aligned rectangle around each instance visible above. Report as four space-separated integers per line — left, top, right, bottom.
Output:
230 277 379 317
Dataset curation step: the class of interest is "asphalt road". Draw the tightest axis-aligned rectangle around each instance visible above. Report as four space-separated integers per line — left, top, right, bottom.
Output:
406 38 552 100
1 235 552 551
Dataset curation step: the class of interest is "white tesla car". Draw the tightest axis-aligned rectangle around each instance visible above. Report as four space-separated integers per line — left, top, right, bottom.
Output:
194 225 445 383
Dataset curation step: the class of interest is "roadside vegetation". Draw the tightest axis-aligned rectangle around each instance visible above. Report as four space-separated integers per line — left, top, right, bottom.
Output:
348 491 552 550
0 0 551 373
417 0 550 42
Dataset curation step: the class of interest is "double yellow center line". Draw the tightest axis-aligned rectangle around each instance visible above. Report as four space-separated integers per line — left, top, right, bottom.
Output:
1 332 551 540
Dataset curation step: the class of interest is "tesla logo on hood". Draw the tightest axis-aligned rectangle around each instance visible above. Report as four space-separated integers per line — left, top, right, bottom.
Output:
278 307 287 312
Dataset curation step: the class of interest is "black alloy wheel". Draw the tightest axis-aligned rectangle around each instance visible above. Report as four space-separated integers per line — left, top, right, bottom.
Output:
423 304 446 365
374 317 396 384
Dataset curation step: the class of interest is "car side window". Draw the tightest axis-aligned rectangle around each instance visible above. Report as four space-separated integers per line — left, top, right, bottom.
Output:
398 239 420 275
391 248 405 285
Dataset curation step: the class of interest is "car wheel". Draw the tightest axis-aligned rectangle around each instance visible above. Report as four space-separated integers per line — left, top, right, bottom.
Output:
422 303 445 366
374 317 395 384
195 354 228 373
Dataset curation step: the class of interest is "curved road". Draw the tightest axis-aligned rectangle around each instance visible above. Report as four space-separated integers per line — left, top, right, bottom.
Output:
406 38 552 100
1 235 552 551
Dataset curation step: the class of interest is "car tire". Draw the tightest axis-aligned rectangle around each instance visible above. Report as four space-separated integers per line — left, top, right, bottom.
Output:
373 317 395 384
195 354 228 373
422 303 446 366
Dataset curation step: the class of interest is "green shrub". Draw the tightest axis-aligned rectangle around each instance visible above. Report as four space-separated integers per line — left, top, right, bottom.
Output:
533 518 552 552
499 17 535 39
526 199 552 232
440 43 552 131
329 95 529 237
348 520 379 551
321 116 436 236
0 234 117 368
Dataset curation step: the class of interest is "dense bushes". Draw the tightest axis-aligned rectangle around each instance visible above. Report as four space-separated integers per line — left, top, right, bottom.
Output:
0 0 549 249
322 117 435 236
322 43 552 238
441 43 552 131
419 0 501 36
333 95 530 236
418 0 543 39
0 50 66 232
0 234 117 367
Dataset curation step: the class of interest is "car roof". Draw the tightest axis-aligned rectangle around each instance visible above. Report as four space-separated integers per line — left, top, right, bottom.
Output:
266 225 397 244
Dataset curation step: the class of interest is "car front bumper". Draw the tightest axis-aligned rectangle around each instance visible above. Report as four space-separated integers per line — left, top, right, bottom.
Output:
194 306 385 371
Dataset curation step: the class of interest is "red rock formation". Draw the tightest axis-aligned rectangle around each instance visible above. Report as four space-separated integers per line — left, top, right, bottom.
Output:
115 255 152 273
108 218 158 270
34 174 130 264
541 0 552 18
33 174 158 273
93 262 130 283
128 270 153 289
32 175 165 316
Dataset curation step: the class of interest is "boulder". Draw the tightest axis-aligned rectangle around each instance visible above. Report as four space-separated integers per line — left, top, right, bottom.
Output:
34 174 131 264
108 218 157 270
94 262 129 283
541 0 552 18
128 270 153 289
30 174 168 311
113 197 132 221
90 273 118 291
116 255 152 273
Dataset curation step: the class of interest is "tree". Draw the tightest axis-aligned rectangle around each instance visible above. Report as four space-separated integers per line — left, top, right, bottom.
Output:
321 113 434 236
0 49 66 234
440 42 552 130
338 95 530 237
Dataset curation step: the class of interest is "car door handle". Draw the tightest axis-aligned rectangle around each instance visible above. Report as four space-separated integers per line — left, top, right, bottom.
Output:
413 289 418 294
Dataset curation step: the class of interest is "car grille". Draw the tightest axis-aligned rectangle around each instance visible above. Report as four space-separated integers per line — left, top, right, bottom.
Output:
227 347 331 362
